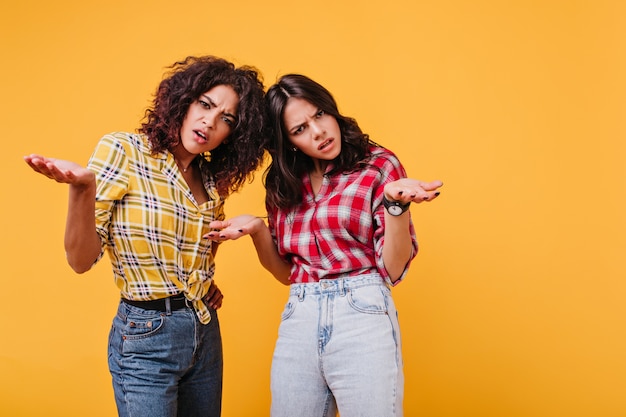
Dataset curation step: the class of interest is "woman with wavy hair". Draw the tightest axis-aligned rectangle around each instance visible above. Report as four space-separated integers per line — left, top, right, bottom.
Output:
24 55 267 417
208 73 443 417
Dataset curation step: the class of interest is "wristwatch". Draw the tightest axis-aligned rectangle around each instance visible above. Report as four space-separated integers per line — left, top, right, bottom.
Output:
382 196 411 216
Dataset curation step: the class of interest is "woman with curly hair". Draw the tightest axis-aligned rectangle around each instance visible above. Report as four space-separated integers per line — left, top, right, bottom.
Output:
24 55 267 417
207 74 443 417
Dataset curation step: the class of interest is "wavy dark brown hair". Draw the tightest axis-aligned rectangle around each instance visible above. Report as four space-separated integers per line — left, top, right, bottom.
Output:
139 56 267 196
264 74 378 209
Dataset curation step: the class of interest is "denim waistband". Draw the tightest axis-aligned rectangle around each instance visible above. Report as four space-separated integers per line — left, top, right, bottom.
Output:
289 273 387 298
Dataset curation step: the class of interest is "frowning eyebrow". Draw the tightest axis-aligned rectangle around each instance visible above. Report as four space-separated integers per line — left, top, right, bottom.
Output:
286 108 320 133
200 94 237 120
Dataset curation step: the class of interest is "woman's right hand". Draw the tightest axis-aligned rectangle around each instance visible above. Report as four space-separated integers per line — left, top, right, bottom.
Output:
24 154 101 273
24 154 95 187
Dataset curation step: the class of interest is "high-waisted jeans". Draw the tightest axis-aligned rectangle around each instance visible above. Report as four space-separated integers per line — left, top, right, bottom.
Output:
270 273 404 417
108 300 223 417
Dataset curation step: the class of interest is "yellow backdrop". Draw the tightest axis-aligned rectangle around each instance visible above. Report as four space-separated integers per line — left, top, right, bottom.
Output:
1 0 625 416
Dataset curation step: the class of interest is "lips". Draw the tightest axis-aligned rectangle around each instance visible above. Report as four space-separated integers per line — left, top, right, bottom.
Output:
318 138 333 151
194 130 208 143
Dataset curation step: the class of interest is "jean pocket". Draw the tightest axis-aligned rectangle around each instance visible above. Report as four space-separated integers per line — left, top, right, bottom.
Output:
280 299 297 321
347 285 389 314
120 312 165 341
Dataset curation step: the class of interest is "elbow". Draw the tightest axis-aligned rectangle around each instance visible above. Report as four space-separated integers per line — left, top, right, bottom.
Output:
64 238 101 274
271 270 291 286
276 263 292 285
69 263 92 274
387 270 404 284
261 259 292 286
66 253 95 274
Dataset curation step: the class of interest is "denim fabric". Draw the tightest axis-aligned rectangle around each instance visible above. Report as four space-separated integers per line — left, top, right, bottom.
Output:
108 300 223 417
270 274 404 417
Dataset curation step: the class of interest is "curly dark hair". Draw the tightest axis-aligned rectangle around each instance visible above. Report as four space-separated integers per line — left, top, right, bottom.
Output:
139 56 267 196
263 74 378 209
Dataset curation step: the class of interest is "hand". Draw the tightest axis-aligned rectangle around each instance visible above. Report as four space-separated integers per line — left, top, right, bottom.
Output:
203 281 224 310
384 179 443 204
205 214 266 241
24 154 95 187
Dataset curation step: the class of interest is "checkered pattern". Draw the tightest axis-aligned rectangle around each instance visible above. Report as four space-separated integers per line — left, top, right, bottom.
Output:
268 147 418 286
88 132 224 324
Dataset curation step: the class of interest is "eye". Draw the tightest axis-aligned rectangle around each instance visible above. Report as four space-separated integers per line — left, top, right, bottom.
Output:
199 99 211 109
292 125 305 135
221 116 235 127
316 109 325 118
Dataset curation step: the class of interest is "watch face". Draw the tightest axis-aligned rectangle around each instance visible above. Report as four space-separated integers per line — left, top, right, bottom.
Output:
388 205 403 216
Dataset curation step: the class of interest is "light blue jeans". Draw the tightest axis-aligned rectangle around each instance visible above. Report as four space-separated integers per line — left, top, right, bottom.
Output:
108 300 223 417
270 273 404 417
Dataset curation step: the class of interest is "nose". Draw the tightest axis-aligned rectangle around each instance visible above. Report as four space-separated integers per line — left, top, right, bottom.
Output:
310 121 325 139
202 110 218 127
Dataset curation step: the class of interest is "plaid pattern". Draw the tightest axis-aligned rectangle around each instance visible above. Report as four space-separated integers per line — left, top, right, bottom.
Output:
268 147 418 286
88 132 224 324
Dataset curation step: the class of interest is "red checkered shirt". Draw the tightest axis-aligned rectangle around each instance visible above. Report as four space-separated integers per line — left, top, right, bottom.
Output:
267 146 418 285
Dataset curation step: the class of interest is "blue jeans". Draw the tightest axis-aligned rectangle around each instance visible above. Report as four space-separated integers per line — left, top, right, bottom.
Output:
108 300 223 417
270 274 404 417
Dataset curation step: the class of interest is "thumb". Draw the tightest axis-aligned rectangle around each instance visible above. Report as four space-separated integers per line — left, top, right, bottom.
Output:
421 180 443 191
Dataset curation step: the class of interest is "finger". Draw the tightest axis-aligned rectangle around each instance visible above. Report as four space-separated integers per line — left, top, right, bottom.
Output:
205 281 217 297
221 229 245 241
210 295 223 309
384 186 407 201
237 224 255 236
208 291 223 305
208 220 229 229
203 283 217 303
203 232 219 240
423 190 442 202
419 180 444 191
419 181 443 201
40 160 67 178
204 226 238 240
24 157 53 176
412 189 442 203
395 187 430 203
205 290 224 309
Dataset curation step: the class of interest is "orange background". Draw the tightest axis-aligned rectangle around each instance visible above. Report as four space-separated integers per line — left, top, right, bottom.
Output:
1 1 625 416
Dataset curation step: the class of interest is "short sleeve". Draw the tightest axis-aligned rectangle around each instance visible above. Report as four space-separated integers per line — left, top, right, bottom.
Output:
87 133 131 258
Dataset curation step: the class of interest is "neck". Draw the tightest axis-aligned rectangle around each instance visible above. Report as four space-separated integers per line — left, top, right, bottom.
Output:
311 159 328 176
175 156 195 173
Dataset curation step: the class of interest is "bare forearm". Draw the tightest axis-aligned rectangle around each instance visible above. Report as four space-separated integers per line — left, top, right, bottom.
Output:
382 211 415 282
381 178 442 281
250 226 291 285
207 215 292 285
64 183 102 273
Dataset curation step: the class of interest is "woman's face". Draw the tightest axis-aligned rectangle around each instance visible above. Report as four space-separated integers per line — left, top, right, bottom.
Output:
179 84 239 155
282 97 341 163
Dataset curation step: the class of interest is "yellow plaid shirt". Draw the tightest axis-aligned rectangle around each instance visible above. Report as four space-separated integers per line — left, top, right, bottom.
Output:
88 132 224 324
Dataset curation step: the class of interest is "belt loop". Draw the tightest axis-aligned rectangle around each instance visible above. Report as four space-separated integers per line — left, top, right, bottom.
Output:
165 297 172 315
340 279 347 297
298 286 304 301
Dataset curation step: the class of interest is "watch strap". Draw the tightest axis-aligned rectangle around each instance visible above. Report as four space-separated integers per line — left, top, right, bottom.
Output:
382 195 411 215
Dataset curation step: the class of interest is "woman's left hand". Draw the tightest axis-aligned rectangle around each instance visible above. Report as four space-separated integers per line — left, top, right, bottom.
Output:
384 179 443 203
205 215 266 241
203 281 224 310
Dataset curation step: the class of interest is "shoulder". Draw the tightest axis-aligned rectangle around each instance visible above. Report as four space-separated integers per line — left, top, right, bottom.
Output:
368 146 403 169
98 132 147 149
95 132 157 158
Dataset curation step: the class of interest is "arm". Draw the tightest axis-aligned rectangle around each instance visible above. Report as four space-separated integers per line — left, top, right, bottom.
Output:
24 155 102 273
206 215 291 285
381 179 443 282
